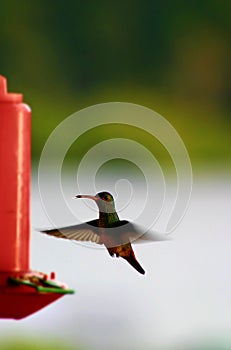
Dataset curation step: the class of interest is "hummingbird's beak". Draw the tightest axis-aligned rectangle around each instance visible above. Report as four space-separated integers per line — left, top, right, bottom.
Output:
74 195 99 201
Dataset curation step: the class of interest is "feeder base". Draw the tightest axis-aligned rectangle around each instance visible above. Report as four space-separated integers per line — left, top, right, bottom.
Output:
0 271 74 319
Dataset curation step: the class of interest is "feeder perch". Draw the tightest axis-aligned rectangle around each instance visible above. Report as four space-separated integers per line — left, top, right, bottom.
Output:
0 75 74 320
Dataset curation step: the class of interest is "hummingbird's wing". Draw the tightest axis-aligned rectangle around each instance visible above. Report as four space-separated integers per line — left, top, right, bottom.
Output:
39 220 169 247
40 219 103 244
107 220 169 246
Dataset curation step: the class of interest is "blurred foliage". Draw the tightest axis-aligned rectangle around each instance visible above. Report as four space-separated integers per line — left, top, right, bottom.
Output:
0 337 83 350
0 0 230 169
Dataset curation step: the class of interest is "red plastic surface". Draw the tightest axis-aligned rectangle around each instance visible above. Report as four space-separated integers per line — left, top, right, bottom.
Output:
0 271 63 320
0 293 63 320
0 75 31 271
0 76 73 319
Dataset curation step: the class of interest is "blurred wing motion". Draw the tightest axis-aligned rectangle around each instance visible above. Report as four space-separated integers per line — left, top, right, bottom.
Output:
40 219 168 246
40 219 102 244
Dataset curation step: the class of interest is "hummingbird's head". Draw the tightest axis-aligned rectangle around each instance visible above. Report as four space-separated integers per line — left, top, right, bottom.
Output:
75 191 116 214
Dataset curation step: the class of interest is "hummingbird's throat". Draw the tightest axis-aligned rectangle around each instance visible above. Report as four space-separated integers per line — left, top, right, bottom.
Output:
99 211 119 227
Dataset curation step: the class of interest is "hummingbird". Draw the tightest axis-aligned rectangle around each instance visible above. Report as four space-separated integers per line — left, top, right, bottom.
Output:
40 191 167 275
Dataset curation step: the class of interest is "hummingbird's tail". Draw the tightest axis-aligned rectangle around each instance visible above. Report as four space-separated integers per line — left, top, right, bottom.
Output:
121 244 145 275
107 243 145 275
124 252 145 275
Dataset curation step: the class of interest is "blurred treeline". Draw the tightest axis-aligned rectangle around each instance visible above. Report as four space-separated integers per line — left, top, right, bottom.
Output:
0 337 81 350
0 0 230 170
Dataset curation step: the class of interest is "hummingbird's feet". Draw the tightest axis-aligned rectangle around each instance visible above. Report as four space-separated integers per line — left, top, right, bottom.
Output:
108 249 115 257
109 252 119 258
107 248 120 258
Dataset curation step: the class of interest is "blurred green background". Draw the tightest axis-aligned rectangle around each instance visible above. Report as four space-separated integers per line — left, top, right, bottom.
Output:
0 0 230 171
0 338 77 350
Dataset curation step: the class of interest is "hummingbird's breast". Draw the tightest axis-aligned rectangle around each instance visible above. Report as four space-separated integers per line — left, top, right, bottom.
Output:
98 212 121 248
99 227 116 248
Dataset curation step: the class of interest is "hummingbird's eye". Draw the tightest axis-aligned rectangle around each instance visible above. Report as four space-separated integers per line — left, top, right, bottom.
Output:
97 192 113 202
102 194 112 201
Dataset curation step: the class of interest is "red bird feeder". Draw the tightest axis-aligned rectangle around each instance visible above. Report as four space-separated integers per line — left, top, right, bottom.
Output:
0 75 74 320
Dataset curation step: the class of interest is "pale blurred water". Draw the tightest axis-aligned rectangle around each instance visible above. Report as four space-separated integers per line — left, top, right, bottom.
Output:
0 172 231 350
